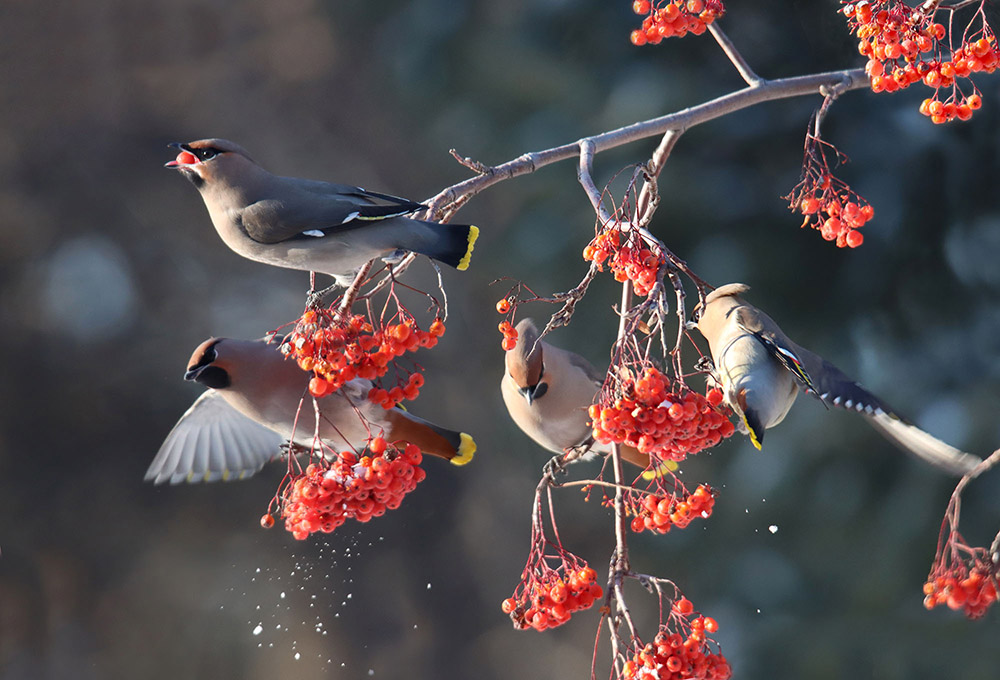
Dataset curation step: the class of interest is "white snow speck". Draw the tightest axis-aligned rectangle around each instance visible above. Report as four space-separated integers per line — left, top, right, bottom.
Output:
253 625 263 636
768 525 778 534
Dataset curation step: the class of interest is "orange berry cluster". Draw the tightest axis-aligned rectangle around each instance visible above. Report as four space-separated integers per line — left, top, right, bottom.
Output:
591 369 735 462
621 600 731 680
502 565 603 631
799 191 871 248
273 439 427 540
280 309 445 407
367 373 425 409
584 229 665 296
923 560 998 619
786 139 872 248
629 483 716 534
842 1 998 124
498 320 519 351
630 0 725 45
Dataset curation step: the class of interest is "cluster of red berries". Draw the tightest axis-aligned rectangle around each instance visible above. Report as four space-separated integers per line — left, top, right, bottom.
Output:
367 373 425 409
797 190 871 248
280 309 445 407
786 138 872 248
498 319 519 352
842 1 997 124
502 565 604 631
630 0 725 45
584 229 665 296
620 598 731 680
266 439 427 540
923 559 998 619
591 368 735 462
629 484 716 534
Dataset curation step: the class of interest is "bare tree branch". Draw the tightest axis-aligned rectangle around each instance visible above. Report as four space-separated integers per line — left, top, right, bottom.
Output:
426 68 867 214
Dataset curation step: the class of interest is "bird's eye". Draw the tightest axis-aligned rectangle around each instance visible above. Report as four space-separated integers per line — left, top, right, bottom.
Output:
196 147 219 161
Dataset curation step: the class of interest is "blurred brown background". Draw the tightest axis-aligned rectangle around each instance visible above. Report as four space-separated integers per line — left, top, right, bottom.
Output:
2 1 999 678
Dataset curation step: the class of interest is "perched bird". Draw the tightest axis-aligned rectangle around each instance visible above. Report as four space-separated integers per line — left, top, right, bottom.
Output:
147 336 475 485
165 138 479 285
693 282 981 475
501 318 673 476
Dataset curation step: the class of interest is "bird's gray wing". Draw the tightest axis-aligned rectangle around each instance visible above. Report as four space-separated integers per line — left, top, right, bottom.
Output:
734 307 881 414
240 182 425 244
744 315 981 475
146 391 284 485
566 351 607 387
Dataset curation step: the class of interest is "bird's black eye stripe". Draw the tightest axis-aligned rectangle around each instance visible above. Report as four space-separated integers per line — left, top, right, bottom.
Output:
189 345 218 371
195 365 231 389
196 147 220 161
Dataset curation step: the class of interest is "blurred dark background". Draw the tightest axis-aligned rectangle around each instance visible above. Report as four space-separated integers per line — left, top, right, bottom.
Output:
2 0 999 678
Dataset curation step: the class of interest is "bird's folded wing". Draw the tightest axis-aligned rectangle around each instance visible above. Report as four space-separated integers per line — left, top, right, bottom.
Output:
146 391 284 485
241 185 425 244
566 351 609 387
741 311 894 416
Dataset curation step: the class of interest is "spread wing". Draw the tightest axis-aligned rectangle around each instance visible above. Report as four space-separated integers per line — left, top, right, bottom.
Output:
240 181 426 244
736 308 980 475
146 391 284 484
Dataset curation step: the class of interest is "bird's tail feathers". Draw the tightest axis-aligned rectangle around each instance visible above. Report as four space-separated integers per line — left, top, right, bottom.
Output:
407 221 479 271
384 409 476 465
619 444 679 478
866 412 981 476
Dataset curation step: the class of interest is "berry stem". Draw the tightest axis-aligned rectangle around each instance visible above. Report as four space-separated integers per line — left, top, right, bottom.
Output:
336 258 375 319
608 280 635 631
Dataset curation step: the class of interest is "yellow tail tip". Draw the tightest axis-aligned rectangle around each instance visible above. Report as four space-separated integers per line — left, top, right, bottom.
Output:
641 459 679 481
456 226 479 271
451 432 476 466
742 413 763 450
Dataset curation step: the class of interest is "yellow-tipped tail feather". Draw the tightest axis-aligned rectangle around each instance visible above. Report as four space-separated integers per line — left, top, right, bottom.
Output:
451 432 476 465
456 226 479 271
641 459 680 481
742 412 763 450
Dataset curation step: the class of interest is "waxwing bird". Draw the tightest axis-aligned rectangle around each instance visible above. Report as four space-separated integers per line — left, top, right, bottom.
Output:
147 336 475 485
501 318 674 476
165 139 479 285
693 283 981 475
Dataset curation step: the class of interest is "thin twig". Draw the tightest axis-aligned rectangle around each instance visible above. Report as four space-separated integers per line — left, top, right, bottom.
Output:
708 23 762 86
335 259 375 319
639 128 684 218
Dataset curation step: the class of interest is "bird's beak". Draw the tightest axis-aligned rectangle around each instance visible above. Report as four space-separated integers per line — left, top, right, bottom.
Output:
184 365 207 381
520 386 534 406
165 142 198 169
